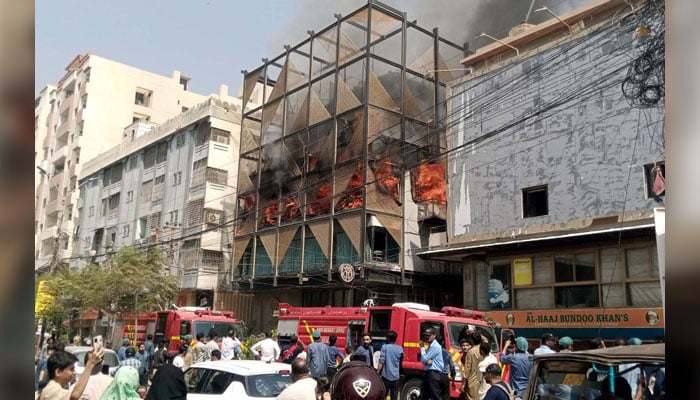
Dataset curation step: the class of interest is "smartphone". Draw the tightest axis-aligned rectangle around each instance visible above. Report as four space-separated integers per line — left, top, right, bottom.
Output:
93 335 103 352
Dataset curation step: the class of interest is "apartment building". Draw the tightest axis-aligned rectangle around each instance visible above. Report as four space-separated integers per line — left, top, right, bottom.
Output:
35 53 224 273
232 0 472 331
419 0 665 341
75 96 248 307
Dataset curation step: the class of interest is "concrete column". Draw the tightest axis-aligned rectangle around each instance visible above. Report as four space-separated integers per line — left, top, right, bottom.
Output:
461 255 485 309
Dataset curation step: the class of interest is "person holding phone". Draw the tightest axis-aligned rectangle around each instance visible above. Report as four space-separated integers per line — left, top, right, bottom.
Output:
39 347 104 400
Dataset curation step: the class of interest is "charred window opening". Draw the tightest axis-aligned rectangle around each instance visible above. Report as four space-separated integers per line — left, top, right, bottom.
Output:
522 185 548 218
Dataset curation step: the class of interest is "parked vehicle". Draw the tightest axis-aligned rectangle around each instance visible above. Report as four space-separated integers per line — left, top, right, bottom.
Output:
65 345 119 380
277 302 500 399
524 343 665 400
183 360 292 399
119 307 247 352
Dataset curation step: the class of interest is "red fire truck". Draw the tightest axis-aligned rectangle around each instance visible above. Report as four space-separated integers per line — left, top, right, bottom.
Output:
277 302 500 400
120 307 246 352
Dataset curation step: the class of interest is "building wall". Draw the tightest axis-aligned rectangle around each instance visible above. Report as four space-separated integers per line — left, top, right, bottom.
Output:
35 53 227 271
440 3 665 340
447 18 665 240
73 100 241 294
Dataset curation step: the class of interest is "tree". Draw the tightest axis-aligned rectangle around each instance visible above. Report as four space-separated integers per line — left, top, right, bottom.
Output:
43 246 179 329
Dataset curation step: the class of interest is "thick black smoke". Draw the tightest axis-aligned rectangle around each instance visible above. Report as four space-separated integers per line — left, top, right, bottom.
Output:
267 0 589 53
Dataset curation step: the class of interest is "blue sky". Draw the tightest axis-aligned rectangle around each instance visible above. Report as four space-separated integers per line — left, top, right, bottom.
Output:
36 0 585 97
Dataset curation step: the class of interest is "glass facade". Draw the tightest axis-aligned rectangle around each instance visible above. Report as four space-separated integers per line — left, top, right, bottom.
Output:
234 2 465 284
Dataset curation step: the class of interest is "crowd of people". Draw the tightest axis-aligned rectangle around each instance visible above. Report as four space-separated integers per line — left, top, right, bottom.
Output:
34 328 665 400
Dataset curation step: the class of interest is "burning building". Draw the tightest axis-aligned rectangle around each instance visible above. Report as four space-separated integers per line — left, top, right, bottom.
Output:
232 0 469 326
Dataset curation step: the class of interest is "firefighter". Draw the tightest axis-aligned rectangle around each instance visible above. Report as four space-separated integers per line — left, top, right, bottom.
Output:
329 361 386 400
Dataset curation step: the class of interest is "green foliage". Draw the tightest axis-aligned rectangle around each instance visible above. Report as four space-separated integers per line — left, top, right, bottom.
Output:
42 246 179 321
239 329 279 360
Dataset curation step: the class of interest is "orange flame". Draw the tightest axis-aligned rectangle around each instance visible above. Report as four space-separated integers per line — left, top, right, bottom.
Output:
373 159 400 202
335 162 364 211
307 183 331 216
281 197 300 221
413 162 446 204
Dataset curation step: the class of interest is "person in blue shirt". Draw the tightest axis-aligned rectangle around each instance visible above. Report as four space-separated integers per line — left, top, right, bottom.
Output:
117 338 130 362
307 330 330 378
325 334 345 380
500 336 533 398
420 328 445 400
377 330 404 400
354 333 375 369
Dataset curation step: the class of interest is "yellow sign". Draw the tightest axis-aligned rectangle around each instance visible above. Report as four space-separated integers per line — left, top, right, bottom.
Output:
513 258 532 285
35 280 55 315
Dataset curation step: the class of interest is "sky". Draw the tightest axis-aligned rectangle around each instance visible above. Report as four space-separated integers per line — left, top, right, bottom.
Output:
36 0 587 97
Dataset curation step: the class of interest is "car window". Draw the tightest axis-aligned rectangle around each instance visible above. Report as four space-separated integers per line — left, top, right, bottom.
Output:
184 367 210 393
202 371 237 394
245 373 292 397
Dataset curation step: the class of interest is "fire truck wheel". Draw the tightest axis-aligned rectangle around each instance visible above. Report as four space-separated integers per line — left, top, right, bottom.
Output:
400 378 422 400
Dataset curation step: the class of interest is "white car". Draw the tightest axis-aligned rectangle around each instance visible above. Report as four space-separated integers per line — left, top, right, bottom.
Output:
184 360 292 399
65 345 120 380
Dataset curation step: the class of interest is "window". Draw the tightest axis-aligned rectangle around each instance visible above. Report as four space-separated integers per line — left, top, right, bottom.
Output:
134 88 152 107
155 175 165 185
49 187 58 201
156 142 168 164
193 158 207 170
108 193 120 212
129 156 138 170
522 185 548 217
141 180 154 202
205 168 227 185
489 261 512 309
143 146 156 169
210 128 231 145
173 171 182 186
122 224 130 238
554 253 596 282
133 112 150 123
70 176 77 191
169 210 179 225
126 191 134 202
88 206 94 217
101 199 107 216
84 67 91 82
643 162 665 199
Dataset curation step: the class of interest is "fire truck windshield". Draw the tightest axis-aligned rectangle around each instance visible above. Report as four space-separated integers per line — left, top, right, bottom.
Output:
448 323 498 352
194 321 246 339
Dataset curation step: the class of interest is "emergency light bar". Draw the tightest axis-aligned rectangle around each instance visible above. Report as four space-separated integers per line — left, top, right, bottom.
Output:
440 306 485 319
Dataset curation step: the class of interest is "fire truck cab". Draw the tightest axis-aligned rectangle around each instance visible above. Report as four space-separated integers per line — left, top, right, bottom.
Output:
277 302 499 400
132 308 244 352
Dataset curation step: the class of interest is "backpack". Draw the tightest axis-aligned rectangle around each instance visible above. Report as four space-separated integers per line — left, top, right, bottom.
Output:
493 381 516 400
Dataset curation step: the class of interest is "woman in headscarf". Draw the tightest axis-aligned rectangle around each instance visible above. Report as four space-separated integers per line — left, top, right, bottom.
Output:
99 365 141 400
145 362 187 400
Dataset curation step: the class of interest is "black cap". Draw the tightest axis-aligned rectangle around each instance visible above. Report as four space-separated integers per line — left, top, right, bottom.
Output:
423 328 436 336
541 332 557 342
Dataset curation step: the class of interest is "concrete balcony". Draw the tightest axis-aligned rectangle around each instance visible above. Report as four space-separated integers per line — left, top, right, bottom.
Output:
45 198 60 214
40 225 59 241
52 145 69 164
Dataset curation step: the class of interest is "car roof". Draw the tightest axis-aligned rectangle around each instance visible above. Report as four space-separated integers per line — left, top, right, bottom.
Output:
187 360 292 375
533 343 665 365
64 345 117 354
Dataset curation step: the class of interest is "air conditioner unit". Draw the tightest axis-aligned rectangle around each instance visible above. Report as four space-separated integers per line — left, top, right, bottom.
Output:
206 211 221 225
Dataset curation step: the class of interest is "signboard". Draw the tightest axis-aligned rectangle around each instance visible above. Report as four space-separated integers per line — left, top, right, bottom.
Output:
338 263 355 283
513 258 533 285
35 280 54 315
489 307 664 329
